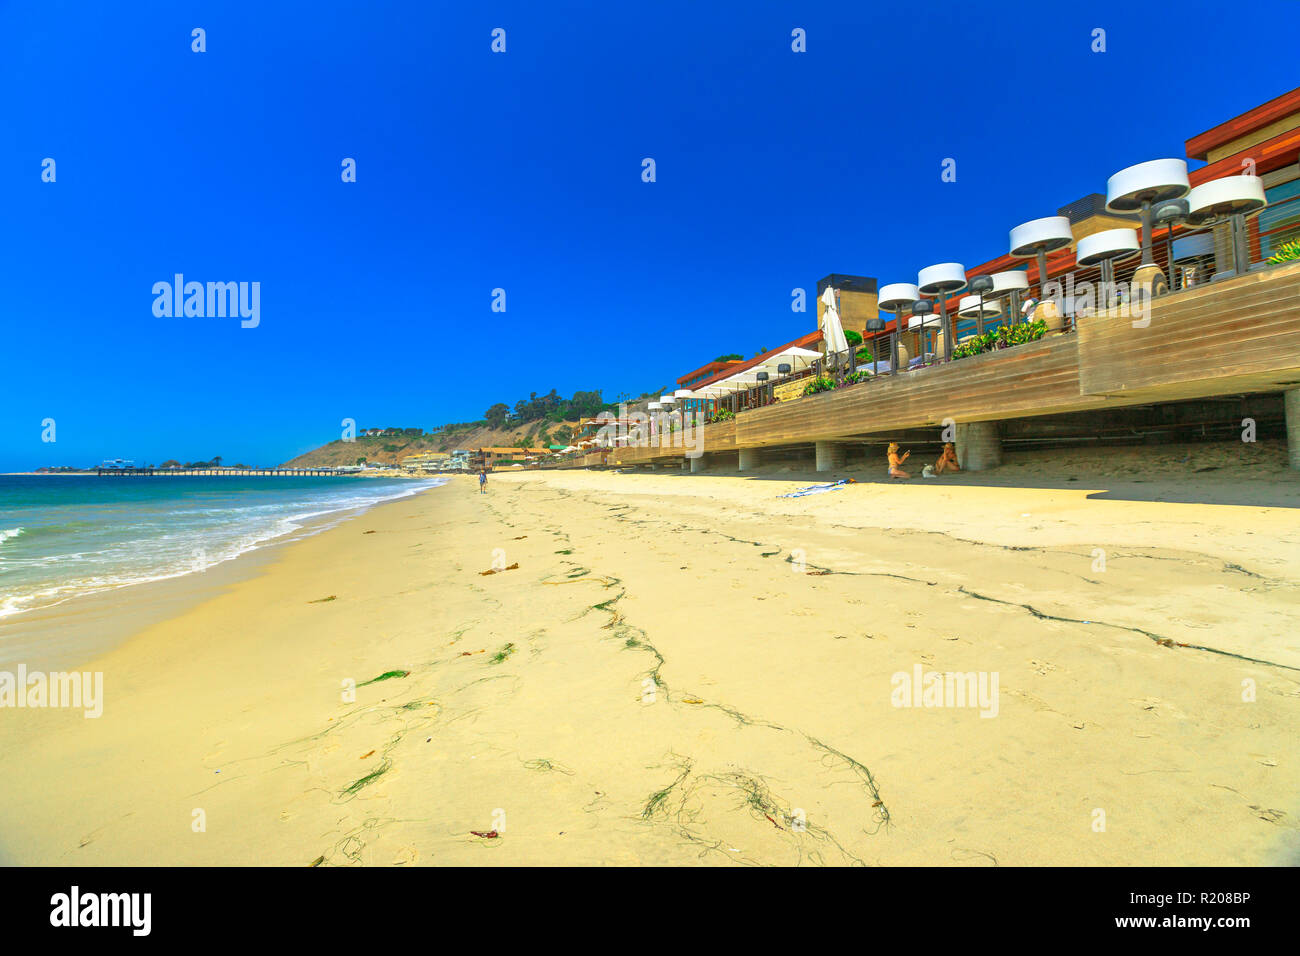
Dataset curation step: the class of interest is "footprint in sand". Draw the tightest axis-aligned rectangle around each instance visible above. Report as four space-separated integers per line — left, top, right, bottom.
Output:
392 845 419 865
1249 754 1278 767
1250 806 1285 823
1029 660 1057 676
1006 689 1057 714
1140 697 1192 719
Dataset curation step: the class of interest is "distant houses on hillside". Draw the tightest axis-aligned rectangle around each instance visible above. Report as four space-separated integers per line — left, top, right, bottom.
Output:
358 427 426 438
401 449 471 473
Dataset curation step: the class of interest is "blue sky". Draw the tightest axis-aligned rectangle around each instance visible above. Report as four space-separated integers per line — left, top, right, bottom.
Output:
2 0 1295 469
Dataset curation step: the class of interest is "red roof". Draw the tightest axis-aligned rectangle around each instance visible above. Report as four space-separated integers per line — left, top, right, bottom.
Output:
1185 86 1300 161
676 358 746 387
691 330 824 389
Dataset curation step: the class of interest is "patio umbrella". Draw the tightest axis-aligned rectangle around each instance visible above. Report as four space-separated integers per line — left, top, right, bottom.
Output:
819 286 850 360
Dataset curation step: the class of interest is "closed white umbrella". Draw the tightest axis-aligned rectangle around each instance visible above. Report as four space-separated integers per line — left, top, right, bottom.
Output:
819 286 850 356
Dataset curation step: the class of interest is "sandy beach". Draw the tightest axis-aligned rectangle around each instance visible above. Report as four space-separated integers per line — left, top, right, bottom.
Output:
1 449 1297 866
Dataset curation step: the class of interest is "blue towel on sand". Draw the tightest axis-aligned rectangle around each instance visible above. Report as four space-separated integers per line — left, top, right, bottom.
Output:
780 479 853 498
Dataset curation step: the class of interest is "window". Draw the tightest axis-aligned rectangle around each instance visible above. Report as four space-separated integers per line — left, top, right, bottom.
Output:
1259 178 1300 258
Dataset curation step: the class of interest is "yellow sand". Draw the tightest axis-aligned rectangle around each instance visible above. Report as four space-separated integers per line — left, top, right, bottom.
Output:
1 460 1297 866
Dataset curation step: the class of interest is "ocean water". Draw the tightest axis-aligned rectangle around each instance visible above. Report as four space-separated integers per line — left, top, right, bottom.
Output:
0 475 445 621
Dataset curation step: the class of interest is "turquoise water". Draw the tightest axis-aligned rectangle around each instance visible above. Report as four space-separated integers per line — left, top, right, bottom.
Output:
0 475 444 621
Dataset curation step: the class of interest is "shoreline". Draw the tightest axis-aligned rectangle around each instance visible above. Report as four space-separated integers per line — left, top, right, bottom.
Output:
0 478 448 672
1 466 1297 865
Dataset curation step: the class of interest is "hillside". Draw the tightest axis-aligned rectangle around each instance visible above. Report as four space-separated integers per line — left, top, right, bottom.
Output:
279 419 582 468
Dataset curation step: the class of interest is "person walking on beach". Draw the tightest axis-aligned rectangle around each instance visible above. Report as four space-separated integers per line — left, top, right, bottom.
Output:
479 469 488 493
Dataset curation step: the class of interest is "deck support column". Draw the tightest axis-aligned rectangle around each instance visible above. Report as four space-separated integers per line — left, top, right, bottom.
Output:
815 441 844 472
738 448 762 471
956 421 1002 471
1286 388 1300 470
690 454 708 474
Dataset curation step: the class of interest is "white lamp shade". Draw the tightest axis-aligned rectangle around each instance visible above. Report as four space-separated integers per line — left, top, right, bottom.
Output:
1186 175 1267 222
1075 228 1141 266
1105 158 1189 212
917 262 967 295
673 389 694 398
878 282 921 312
990 270 1030 295
957 294 1002 318
1009 216 1073 257
907 313 940 330
659 395 675 404
647 402 662 411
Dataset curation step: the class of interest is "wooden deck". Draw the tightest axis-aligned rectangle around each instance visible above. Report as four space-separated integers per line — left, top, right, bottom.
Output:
1077 262 1300 403
584 262 1300 467
736 334 1103 444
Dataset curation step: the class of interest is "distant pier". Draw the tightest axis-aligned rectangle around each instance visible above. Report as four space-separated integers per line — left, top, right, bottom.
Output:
95 467 340 477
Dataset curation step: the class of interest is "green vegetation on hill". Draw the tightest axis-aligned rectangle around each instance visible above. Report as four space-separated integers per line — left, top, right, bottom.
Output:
483 389 620 431
280 384 674 468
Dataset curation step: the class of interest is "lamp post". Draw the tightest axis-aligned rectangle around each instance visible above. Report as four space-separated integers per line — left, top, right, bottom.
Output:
910 299 936 364
917 263 967 362
1010 216 1074 306
957 295 1000 342
1075 228 1140 314
1185 176 1268 278
865 316 886 375
645 402 661 446
967 275 994 335
989 269 1030 327
877 283 921 374
1105 159 1190 298
1152 198 1190 292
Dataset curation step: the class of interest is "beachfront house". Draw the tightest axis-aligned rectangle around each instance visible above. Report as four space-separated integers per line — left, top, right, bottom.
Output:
542 86 1300 476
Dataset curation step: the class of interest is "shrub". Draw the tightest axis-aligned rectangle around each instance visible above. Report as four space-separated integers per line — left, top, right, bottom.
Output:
952 319 1047 360
803 375 836 396
1267 239 1300 264
843 330 863 347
